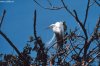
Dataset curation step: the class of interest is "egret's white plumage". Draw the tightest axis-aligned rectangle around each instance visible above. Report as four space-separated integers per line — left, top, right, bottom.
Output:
49 22 64 34
48 21 67 49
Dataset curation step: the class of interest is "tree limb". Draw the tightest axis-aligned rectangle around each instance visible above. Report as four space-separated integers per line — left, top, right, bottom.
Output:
73 10 88 40
84 17 100 59
84 0 90 26
61 0 75 17
0 30 21 56
94 0 100 6
33 10 38 40
0 10 6 29
47 0 52 7
34 0 64 10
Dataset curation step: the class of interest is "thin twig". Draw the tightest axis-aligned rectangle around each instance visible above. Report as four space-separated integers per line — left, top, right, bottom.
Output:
89 1 95 7
47 0 52 7
73 10 89 58
94 0 100 6
0 30 21 55
61 0 75 17
84 0 90 26
69 39 78 54
87 52 100 66
61 0 88 40
73 10 88 40
61 1 88 57
0 36 29 66
87 45 98 56
34 0 64 10
0 10 30 66
0 10 6 29
33 10 38 40
84 17 100 59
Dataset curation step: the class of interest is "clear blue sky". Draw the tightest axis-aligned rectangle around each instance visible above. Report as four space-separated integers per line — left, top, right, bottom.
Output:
0 0 99 57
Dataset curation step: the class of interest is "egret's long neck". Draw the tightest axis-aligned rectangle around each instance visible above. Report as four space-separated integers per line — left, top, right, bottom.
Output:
46 33 55 47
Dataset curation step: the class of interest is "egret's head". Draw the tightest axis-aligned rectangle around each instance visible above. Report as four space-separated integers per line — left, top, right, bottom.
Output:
48 21 67 34
48 23 59 33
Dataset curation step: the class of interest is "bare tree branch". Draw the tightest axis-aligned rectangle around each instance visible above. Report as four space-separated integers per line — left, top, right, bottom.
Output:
94 0 100 6
72 10 89 60
69 39 78 54
61 1 89 58
60 0 88 40
0 10 30 66
47 0 52 7
84 0 90 26
84 17 100 59
61 2 89 57
87 52 100 66
0 10 6 29
33 10 38 40
61 0 75 17
87 45 98 56
0 31 21 56
34 0 64 10
73 10 88 40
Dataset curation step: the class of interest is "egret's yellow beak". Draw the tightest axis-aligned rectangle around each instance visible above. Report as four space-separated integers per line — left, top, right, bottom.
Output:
48 25 52 28
45 26 52 30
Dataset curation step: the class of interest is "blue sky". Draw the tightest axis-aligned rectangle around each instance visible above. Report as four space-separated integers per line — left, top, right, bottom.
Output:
0 0 100 58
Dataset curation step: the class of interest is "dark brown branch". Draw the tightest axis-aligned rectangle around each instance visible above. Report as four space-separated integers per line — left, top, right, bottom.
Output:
61 1 89 57
33 0 99 65
47 0 52 7
0 10 30 66
0 30 21 55
94 0 100 6
34 0 45 9
61 0 75 17
73 10 89 59
0 10 6 29
33 10 38 40
87 45 98 56
61 0 88 40
69 39 78 54
0 31 30 66
84 0 90 26
48 45 74 63
94 17 100 34
89 1 95 7
87 52 100 66
34 0 64 10
88 16 100 44
73 10 88 40
33 10 44 47
76 35 86 40
84 17 100 59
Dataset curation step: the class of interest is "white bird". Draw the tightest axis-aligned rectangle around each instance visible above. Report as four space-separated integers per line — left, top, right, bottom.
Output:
48 21 67 49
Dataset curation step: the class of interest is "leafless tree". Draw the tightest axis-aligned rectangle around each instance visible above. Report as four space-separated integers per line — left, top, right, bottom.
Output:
33 0 100 66
0 0 100 66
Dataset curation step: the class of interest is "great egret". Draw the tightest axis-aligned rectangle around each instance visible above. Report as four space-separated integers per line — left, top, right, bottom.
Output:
48 21 67 49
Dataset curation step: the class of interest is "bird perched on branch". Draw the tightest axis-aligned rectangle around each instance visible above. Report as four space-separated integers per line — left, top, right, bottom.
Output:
48 21 67 50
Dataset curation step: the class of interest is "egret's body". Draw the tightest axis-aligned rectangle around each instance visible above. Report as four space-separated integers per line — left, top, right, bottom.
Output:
48 21 67 49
